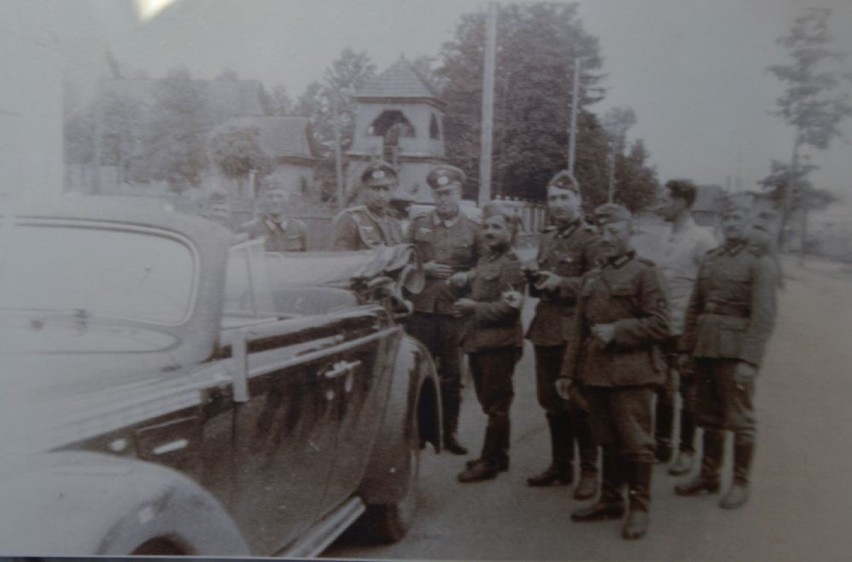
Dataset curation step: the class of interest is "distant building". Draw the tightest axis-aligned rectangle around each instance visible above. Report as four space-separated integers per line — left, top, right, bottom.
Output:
347 57 448 204
209 115 318 200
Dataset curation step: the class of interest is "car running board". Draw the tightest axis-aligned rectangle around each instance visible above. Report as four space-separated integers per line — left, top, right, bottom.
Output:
279 497 366 558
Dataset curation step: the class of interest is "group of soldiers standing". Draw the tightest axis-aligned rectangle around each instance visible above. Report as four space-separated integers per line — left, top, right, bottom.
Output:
236 158 780 543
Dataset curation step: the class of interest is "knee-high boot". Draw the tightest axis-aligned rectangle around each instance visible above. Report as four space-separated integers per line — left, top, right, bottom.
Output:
571 453 626 522
622 462 652 540
527 413 573 486
441 386 468 455
675 429 724 496
720 432 754 509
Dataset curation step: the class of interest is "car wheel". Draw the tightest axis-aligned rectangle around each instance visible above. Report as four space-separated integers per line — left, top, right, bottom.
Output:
360 416 420 543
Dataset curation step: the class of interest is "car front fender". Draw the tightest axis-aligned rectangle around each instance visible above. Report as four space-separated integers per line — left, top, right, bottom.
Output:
0 451 249 556
357 334 441 505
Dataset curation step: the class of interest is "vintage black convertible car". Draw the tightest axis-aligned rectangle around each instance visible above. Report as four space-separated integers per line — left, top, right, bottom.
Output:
0 197 441 556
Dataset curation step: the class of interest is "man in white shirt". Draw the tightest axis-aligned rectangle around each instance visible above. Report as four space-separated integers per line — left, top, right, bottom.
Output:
655 180 717 475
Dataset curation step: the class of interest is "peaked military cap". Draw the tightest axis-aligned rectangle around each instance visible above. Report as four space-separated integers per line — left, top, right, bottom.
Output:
426 165 465 189
547 169 580 193
594 203 632 225
361 160 397 187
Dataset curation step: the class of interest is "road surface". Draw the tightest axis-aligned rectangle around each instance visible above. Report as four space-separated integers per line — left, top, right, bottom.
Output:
327 256 852 561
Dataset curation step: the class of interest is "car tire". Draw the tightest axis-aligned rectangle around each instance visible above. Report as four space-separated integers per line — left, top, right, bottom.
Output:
359 415 420 543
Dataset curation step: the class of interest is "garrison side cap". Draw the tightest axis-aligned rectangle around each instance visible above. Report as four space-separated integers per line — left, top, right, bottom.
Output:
361 160 398 187
547 169 580 193
426 165 465 189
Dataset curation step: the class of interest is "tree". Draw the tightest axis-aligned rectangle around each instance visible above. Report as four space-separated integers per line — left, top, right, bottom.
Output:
768 7 852 249
261 84 293 116
614 139 659 212
600 106 637 156
296 48 377 204
436 3 607 203
142 67 211 190
99 89 145 185
209 124 273 197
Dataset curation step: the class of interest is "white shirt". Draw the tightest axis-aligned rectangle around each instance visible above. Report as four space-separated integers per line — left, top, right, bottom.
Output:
659 216 718 335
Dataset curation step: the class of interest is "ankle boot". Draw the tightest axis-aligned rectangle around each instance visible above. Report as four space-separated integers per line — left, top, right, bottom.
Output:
675 429 723 496
573 470 598 500
720 434 754 509
622 462 652 540
571 455 625 522
528 414 573 486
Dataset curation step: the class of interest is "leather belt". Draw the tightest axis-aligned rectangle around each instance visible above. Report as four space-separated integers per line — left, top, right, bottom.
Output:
703 302 749 318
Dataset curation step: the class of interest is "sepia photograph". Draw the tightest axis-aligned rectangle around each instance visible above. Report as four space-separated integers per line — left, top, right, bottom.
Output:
1 0 851 559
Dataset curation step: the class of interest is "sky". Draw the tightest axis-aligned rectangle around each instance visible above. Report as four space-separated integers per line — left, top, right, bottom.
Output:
58 0 852 202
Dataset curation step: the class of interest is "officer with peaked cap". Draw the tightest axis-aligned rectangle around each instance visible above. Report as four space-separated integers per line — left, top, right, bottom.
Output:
524 169 600 500
331 160 404 250
674 202 779 510
557 203 669 540
406 164 481 455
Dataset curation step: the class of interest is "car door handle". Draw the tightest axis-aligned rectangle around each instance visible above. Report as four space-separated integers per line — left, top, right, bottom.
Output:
322 360 362 380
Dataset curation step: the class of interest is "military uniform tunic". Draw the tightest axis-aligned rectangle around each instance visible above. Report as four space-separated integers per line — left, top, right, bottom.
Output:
404 210 480 416
679 241 778 432
239 215 308 252
331 205 403 251
459 247 525 467
561 251 670 463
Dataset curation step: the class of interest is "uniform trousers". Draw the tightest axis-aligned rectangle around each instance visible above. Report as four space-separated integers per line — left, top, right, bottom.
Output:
468 347 520 463
694 358 757 441
534 344 597 473
583 385 656 464
406 312 465 394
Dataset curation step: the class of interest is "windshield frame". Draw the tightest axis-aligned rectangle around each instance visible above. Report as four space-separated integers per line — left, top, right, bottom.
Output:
0 217 201 327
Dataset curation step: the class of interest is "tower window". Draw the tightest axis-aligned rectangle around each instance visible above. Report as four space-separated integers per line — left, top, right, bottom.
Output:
367 110 415 138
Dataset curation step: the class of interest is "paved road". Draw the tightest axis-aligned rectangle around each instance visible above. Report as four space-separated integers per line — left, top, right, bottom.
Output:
326 257 852 560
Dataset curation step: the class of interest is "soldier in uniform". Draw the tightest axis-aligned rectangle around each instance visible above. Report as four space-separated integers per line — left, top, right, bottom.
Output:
450 202 526 482
654 180 718 474
557 204 669 541
239 187 308 251
331 160 404 250
674 204 778 510
405 164 480 455
524 170 600 500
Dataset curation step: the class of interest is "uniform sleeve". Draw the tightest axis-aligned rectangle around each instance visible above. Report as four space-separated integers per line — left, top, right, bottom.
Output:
331 213 359 251
473 260 526 326
740 255 778 366
560 277 590 380
610 266 670 349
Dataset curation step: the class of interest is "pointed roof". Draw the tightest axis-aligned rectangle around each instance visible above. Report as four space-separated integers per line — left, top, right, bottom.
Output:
354 57 443 107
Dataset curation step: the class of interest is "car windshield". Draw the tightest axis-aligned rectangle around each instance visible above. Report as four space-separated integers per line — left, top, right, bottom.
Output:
0 220 197 325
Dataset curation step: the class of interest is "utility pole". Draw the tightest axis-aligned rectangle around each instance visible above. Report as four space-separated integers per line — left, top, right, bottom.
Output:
567 56 582 175
331 87 344 210
478 1 498 207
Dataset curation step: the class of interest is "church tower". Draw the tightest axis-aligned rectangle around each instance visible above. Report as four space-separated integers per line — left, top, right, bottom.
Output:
347 57 447 203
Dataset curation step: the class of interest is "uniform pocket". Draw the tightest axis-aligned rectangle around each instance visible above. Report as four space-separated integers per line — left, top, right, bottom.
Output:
717 326 744 357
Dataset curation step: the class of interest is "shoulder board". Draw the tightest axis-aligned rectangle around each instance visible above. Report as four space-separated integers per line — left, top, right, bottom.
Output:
748 244 769 257
345 205 367 214
581 223 596 232
706 246 725 256
239 218 261 229
542 225 558 233
636 256 655 267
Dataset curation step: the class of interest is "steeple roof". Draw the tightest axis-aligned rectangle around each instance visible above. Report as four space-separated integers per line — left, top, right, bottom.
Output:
355 57 440 102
